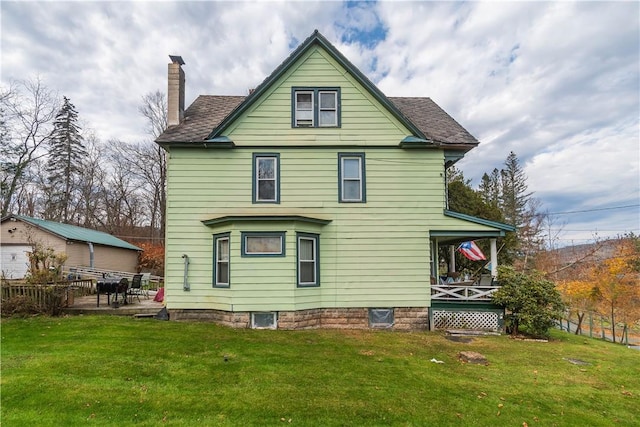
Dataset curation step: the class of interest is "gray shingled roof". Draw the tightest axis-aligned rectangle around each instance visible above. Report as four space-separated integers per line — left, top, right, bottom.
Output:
156 94 478 146
388 97 479 145
157 95 245 144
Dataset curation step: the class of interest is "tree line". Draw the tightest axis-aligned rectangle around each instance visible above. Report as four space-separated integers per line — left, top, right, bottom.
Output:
1 78 167 246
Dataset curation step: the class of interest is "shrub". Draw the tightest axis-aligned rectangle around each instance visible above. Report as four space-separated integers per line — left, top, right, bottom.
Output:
492 266 566 338
1 295 40 318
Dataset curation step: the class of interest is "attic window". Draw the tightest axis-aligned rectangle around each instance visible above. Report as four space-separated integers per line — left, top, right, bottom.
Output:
295 91 313 127
292 87 340 128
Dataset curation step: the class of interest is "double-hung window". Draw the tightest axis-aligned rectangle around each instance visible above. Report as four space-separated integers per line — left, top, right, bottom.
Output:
213 233 230 287
297 233 319 287
338 153 366 203
292 87 340 128
318 91 338 126
294 91 314 127
253 153 279 203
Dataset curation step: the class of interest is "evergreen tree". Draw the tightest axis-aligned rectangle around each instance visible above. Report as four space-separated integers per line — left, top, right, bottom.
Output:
478 168 501 207
498 152 546 266
44 97 87 223
500 151 532 228
446 166 512 269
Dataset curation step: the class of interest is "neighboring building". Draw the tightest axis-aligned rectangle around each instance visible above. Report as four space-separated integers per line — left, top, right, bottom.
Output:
156 30 514 330
0 214 141 279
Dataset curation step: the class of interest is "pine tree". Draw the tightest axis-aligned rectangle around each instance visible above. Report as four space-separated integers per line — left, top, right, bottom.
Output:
44 97 87 223
500 152 532 228
499 152 546 266
479 168 501 208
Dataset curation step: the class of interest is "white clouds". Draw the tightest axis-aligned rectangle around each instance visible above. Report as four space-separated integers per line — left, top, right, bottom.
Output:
1 0 638 243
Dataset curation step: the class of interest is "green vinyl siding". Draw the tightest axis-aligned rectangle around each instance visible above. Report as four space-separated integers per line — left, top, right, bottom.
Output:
222 47 412 146
162 41 500 313
164 146 446 311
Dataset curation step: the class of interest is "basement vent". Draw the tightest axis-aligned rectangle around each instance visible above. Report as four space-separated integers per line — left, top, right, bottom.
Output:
369 308 394 328
251 312 277 329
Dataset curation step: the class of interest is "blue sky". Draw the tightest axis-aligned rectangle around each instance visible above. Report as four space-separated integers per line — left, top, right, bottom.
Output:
1 1 639 246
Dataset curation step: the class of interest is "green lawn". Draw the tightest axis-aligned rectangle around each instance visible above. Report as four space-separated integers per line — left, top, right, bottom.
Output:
1 316 638 426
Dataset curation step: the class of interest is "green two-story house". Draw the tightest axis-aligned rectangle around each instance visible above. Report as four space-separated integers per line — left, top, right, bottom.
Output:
156 30 513 330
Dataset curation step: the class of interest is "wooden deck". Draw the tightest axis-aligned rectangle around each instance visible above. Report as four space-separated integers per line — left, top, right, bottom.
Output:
62 290 164 316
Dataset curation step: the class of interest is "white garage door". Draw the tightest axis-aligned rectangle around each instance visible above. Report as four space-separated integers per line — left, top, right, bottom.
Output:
0 245 31 279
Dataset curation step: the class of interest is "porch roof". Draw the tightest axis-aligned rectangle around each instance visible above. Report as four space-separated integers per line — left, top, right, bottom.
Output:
429 210 516 245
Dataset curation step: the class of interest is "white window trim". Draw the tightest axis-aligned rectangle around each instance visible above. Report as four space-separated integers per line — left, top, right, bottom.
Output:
340 156 363 202
298 235 318 286
215 235 230 287
318 91 338 127
255 156 278 202
295 91 314 127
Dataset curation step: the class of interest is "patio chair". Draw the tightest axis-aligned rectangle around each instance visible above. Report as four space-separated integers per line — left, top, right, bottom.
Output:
140 273 151 298
115 278 129 305
127 274 143 303
478 274 493 286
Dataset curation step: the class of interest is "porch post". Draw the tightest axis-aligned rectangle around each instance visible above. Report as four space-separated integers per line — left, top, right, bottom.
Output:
490 239 498 278
449 245 456 273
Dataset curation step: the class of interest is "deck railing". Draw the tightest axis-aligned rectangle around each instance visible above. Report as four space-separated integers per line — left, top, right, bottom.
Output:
63 266 163 290
1 280 94 314
431 283 500 301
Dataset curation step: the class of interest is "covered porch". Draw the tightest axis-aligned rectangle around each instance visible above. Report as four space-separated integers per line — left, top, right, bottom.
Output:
428 210 515 331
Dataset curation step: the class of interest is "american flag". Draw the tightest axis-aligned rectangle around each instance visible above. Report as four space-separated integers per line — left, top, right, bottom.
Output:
457 241 486 261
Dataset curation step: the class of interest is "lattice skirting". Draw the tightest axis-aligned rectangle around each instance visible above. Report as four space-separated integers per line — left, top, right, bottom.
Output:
432 309 503 332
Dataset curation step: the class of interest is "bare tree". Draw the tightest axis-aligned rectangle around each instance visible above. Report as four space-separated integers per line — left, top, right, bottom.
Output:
98 142 147 235
139 90 168 139
0 78 59 217
74 133 107 228
137 91 168 239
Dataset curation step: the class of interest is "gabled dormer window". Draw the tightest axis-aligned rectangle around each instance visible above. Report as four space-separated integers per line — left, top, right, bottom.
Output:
292 87 340 128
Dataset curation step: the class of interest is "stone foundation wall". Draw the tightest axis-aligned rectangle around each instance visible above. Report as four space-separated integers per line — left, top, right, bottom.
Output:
394 307 430 330
169 307 429 331
170 309 250 328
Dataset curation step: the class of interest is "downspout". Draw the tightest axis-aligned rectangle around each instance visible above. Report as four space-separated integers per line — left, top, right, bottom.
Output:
88 242 94 268
182 254 190 291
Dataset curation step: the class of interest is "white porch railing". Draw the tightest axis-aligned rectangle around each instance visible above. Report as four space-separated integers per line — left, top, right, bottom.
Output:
431 284 500 301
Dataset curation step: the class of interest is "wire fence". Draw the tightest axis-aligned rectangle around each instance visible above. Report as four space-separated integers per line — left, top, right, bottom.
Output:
557 309 639 346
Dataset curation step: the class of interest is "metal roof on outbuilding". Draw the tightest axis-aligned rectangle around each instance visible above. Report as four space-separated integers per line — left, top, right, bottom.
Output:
3 214 141 251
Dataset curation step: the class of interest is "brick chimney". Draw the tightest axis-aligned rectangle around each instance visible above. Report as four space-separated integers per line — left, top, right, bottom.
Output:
167 55 185 126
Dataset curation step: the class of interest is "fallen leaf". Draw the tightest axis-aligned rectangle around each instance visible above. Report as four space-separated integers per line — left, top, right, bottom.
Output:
498 404 504 408
523 422 528 427
456 413 463 419
497 411 501 416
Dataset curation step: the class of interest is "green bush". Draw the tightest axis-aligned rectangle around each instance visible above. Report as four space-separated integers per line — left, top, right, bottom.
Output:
492 266 565 338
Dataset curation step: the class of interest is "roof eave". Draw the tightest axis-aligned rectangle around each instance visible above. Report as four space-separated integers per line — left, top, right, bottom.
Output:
444 210 516 232
207 30 427 141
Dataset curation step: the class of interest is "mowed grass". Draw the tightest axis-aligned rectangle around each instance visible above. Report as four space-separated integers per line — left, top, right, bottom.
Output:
1 316 638 426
